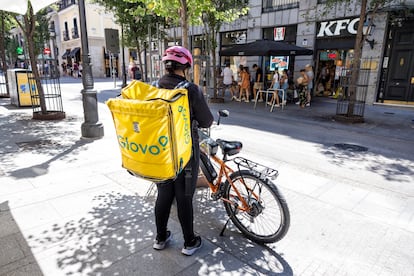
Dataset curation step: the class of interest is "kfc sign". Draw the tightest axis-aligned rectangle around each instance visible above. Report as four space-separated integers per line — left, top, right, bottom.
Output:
274 27 286 41
317 18 359 38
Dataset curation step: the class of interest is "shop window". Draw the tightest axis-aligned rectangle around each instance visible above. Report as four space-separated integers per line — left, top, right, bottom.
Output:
220 30 247 47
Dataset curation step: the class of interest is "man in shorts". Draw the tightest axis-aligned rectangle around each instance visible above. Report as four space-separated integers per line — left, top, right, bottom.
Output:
221 63 237 100
252 64 264 102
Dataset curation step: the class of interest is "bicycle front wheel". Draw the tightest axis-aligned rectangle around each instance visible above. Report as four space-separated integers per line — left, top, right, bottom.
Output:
223 170 290 244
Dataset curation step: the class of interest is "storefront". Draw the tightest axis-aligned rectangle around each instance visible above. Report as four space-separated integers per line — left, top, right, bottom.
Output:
314 18 358 96
219 30 248 79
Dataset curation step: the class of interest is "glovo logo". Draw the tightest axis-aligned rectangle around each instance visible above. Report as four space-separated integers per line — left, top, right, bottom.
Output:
178 105 191 144
118 135 169 155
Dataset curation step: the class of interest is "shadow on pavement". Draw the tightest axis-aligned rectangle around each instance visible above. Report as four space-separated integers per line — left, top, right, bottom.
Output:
0 201 43 275
8 138 93 179
0 107 91 179
193 188 293 275
24 190 293 275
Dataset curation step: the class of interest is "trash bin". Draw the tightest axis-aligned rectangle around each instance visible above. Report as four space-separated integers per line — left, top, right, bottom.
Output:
6 69 39 107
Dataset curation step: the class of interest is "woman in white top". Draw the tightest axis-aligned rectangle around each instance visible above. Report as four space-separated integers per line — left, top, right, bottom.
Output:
268 69 284 107
270 69 280 89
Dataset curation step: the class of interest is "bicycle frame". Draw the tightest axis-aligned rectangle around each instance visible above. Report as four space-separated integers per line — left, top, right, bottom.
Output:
204 153 260 213
199 110 278 214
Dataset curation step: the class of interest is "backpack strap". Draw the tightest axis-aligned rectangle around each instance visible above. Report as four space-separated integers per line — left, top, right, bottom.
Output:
174 80 194 197
153 79 194 195
152 79 189 89
174 80 189 89
152 80 159 87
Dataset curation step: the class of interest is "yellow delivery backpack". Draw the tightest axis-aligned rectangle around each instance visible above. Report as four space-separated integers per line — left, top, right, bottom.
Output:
106 80 192 182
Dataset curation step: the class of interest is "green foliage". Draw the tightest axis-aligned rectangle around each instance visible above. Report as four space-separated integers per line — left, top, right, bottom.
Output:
92 0 165 50
33 9 50 56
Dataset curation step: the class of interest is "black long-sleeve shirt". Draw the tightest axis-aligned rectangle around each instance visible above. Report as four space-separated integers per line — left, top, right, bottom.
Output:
157 73 214 144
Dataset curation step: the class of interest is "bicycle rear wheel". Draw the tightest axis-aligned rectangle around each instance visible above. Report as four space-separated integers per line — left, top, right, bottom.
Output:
223 170 290 244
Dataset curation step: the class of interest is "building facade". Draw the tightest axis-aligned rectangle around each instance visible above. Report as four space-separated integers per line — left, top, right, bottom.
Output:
8 0 414 105
165 0 414 106
53 0 126 78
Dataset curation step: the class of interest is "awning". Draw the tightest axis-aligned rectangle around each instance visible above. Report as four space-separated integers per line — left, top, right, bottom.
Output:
220 39 313 56
37 54 53 60
68 47 80 58
62 49 70 59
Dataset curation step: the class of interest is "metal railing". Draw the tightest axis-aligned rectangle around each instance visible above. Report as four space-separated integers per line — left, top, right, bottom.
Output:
262 0 299 12
335 59 373 120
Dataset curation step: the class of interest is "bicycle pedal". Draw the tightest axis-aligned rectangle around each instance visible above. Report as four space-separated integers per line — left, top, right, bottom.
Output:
211 192 221 201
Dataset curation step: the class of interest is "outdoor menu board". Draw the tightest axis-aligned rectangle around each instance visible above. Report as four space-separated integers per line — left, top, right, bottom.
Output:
270 56 289 72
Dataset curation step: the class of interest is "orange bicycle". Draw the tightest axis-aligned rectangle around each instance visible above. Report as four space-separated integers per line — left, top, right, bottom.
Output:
199 110 290 244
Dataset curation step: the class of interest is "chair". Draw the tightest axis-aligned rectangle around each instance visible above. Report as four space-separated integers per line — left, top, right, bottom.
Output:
268 88 286 112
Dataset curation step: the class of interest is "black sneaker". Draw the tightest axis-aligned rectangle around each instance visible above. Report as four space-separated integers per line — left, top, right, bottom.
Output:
153 231 172 250
181 236 202 256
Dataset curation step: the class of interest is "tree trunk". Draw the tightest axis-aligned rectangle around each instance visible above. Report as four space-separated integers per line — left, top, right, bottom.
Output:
136 40 144 78
0 12 10 96
24 6 47 114
347 0 367 117
210 27 219 99
179 0 188 48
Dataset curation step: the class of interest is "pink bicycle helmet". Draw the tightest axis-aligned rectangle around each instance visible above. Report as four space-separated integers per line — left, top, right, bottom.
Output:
162 46 193 67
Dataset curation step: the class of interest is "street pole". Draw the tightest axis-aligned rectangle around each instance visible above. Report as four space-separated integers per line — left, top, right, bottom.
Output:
148 23 152 83
121 23 127 88
78 0 104 138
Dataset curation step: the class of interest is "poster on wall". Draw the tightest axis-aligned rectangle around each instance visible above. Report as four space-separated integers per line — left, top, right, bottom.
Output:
274 27 285 41
270 56 289 72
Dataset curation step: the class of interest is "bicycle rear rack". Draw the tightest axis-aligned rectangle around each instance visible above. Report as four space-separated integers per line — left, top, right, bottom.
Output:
233 157 279 180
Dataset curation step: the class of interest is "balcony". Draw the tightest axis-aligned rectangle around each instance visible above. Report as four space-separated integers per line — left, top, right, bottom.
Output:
62 30 70 41
262 0 299 13
58 0 77 11
72 28 79 39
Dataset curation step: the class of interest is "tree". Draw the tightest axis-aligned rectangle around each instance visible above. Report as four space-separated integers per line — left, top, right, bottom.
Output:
92 0 164 80
199 0 249 99
139 0 248 97
12 4 52 116
316 0 391 119
0 11 15 96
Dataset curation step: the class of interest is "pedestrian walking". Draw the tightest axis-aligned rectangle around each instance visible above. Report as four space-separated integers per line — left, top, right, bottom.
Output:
305 64 314 106
237 66 250 102
221 63 237 100
252 64 264 102
297 69 309 108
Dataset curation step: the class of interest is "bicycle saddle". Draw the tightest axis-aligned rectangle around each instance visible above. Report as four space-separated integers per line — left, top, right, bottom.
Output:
216 139 242 156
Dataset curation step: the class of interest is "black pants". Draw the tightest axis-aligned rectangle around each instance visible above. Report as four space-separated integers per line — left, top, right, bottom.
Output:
155 146 200 245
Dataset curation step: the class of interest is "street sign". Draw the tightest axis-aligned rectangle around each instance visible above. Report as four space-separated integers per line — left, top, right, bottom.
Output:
104 28 120 53
16 46 23 55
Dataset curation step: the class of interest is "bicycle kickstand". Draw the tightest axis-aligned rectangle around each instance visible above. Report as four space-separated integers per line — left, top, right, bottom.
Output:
219 218 231 237
220 206 238 237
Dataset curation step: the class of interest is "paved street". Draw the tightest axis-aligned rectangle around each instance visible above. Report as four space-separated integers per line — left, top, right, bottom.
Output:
1 77 414 275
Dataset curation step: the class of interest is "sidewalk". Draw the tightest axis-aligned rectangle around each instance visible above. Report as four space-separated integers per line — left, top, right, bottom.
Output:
1 78 414 275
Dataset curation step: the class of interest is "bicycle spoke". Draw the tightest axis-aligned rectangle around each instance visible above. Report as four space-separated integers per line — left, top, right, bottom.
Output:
223 170 290 243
